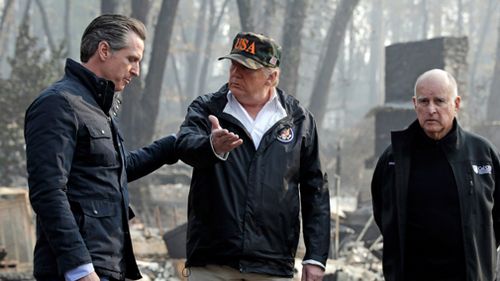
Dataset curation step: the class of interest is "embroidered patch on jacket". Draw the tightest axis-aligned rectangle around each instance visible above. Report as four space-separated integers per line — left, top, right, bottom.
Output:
277 126 294 143
472 164 492 175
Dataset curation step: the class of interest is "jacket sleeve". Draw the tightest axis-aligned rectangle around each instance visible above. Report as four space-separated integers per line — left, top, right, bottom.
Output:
491 149 500 247
371 151 386 231
175 97 222 169
24 93 92 275
299 113 330 266
125 134 178 182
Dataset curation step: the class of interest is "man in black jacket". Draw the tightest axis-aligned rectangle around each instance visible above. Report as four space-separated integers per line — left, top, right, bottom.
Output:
372 69 500 281
24 15 177 281
176 32 330 281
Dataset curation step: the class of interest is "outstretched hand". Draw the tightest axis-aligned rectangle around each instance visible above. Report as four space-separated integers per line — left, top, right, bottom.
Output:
209 115 243 155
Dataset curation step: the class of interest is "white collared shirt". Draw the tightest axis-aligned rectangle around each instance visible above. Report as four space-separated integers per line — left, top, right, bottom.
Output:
223 89 287 149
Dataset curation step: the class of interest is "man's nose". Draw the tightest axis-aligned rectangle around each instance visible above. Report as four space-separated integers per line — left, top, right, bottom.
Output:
428 103 437 114
131 63 140 77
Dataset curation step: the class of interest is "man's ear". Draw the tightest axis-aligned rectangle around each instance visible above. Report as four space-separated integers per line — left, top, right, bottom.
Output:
265 70 277 86
97 41 111 61
454 95 461 111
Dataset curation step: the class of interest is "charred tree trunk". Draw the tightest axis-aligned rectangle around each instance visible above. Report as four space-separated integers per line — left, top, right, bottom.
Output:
120 0 152 148
486 24 500 121
308 0 360 129
121 0 179 149
255 0 277 37
236 0 254 31
279 0 309 96
136 0 179 146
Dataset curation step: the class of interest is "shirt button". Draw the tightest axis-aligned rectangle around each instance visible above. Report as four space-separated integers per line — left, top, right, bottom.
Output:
93 210 98 215
113 112 117 116
101 129 105 135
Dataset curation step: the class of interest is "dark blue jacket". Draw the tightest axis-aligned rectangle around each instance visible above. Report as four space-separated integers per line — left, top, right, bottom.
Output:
24 59 177 280
176 84 330 277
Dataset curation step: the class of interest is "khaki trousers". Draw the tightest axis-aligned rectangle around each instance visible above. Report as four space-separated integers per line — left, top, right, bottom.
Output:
188 264 293 281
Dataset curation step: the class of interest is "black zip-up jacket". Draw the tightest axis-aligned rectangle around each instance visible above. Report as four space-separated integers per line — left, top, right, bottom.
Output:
371 119 500 281
176 84 330 277
24 59 177 280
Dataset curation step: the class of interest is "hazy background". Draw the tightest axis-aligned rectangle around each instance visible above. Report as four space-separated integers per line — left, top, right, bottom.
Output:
0 0 499 203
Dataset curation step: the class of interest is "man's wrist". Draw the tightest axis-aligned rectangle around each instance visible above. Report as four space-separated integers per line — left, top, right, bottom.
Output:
210 133 229 160
302 259 325 270
65 263 94 281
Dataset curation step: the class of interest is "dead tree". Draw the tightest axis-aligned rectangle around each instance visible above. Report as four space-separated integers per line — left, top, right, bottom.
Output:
120 0 152 145
196 0 230 97
120 0 180 149
236 0 254 31
308 0 360 129
279 0 310 96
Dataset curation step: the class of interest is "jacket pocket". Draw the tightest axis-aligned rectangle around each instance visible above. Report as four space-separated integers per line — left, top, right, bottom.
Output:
86 124 119 167
80 200 116 218
78 199 123 268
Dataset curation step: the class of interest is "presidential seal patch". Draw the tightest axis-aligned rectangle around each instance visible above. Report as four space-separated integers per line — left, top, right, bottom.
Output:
277 126 294 143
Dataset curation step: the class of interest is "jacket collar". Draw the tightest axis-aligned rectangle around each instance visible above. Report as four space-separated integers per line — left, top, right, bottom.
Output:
65 58 115 114
207 83 304 120
412 119 459 148
395 118 461 152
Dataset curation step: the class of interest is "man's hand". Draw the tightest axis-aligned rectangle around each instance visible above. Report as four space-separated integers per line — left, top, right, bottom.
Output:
301 264 325 281
209 115 243 154
77 271 100 281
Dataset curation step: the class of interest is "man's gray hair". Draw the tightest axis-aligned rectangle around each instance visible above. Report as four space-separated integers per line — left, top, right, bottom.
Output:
80 14 146 63
263 67 280 87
